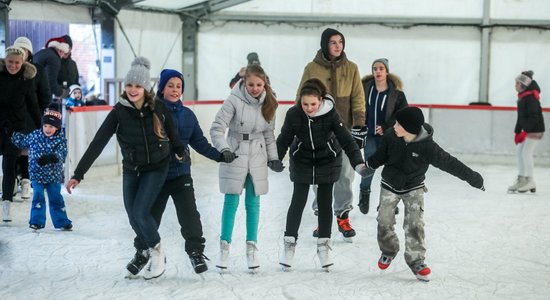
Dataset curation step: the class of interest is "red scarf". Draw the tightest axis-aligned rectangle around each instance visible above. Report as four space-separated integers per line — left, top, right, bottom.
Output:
518 89 540 101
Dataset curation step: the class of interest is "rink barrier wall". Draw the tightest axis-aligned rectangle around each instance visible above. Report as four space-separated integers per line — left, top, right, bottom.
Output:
59 102 550 181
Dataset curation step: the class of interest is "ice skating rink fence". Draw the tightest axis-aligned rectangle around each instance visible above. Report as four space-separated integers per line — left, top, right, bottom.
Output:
55 102 550 182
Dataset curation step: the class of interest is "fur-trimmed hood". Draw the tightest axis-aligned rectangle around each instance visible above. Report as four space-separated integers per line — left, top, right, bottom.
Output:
362 73 403 92
0 59 37 80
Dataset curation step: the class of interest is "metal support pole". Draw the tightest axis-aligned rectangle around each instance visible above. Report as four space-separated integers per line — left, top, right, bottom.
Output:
478 0 491 103
181 17 198 100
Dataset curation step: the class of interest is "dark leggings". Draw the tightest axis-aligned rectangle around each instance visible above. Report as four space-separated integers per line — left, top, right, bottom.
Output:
17 155 30 179
2 154 18 201
285 182 334 239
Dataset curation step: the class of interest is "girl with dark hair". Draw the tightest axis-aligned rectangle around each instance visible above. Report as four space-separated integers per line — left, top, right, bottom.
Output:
210 64 283 271
65 57 188 280
276 78 368 270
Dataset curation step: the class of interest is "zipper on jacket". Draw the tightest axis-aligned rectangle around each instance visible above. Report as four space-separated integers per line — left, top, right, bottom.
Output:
327 141 337 157
308 117 316 184
292 141 302 156
139 110 151 164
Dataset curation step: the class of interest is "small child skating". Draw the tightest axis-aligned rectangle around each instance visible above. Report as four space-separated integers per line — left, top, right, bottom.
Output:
365 106 484 281
11 105 72 231
65 84 84 109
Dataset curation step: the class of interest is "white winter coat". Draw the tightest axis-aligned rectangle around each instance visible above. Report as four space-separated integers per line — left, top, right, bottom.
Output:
210 82 278 195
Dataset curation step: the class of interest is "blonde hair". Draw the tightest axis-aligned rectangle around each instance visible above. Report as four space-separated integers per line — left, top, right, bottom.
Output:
244 64 278 122
5 46 25 59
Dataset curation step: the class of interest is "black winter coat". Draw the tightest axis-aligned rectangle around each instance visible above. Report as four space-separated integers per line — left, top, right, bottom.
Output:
33 47 63 97
72 98 186 181
514 81 545 134
58 56 79 87
277 96 364 184
367 124 484 194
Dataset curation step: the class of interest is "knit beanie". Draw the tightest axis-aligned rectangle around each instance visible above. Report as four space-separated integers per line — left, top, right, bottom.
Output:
124 56 152 91
61 35 73 48
158 69 184 96
247 52 260 65
69 84 82 97
320 28 345 59
395 107 424 135
372 58 390 73
43 103 62 130
515 70 533 88
13 37 33 53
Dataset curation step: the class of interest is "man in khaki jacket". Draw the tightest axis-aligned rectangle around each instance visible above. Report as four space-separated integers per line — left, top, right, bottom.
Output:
296 28 366 240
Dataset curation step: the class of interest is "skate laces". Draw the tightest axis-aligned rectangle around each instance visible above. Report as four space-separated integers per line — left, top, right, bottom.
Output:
337 217 353 231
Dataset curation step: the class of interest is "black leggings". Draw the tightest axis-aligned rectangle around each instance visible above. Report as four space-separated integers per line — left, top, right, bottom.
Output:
17 155 30 179
2 154 17 201
285 182 334 239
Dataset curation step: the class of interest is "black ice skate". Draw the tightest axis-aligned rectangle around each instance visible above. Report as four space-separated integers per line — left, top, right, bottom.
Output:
189 250 209 274
126 249 150 275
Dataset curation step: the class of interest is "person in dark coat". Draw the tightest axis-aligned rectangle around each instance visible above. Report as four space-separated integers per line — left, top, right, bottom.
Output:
276 78 368 270
364 106 485 282
57 35 79 87
13 36 53 201
33 38 70 97
358 58 408 214
1 46 41 222
131 69 222 275
65 57 189 280
508 70 545 193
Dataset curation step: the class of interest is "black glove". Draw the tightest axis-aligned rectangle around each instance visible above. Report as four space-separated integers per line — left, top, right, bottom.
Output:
351 126 368 149
37 154 58 166
220 150 238 163
176 149 191 163
355 163 375 178
267 160 285 172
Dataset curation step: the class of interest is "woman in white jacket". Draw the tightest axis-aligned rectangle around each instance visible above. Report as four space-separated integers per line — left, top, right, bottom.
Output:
210 64 282 271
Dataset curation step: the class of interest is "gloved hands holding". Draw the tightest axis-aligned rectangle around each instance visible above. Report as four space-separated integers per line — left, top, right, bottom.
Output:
37 154 58 166
354 163 375 178
267 160 285 172
351 126 368 149
176 149 191 163
220 149 238 163
514 131 528 145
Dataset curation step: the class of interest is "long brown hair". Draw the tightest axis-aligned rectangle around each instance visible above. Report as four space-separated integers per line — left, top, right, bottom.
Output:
244 64 278 123
121 89 166 138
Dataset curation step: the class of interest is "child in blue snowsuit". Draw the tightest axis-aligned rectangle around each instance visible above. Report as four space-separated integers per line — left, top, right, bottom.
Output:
65 84 84 109
11 105 72 230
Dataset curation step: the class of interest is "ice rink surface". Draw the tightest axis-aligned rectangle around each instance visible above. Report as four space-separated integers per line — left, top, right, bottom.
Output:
1 160 549 300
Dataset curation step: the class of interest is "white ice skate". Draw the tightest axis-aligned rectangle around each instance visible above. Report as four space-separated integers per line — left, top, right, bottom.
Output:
316 238 333 270
279 236 296 270
216 240 230 270
246 241 260 270
143 243 166 280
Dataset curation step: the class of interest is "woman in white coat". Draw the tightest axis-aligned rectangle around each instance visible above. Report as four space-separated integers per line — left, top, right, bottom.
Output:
210 64 282 270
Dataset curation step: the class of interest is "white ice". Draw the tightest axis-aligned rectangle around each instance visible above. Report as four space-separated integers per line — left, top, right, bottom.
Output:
1 159 549 300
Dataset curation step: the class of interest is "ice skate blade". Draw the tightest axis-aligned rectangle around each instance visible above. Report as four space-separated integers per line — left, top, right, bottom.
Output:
143 270 165 280
415 274 430 282
124 272 141 279
342 236 353 243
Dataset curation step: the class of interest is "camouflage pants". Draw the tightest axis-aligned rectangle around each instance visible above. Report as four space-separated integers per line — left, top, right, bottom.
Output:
377 187 426 268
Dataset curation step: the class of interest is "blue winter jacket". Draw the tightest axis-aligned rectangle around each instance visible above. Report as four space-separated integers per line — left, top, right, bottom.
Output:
158 97 220 179
11 129 67 184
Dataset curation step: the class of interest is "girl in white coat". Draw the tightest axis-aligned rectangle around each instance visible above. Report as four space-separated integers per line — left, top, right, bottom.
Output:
210 64 282 270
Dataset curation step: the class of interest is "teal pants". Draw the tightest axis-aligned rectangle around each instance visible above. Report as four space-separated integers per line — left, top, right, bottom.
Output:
220 175 260 243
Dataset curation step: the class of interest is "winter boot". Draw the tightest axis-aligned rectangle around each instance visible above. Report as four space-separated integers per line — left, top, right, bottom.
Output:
316 238 333 269
216 240 230 269
378 254 394 270
517 176 536 193
21 179 31 200
2 200 11 222
411 263 431 282
143 243 166 280
126 249 150 275
508 175 527 193
358 189 370 214
337 212 356 239
189 250 209 274
279 236 297 268
246 241 260 269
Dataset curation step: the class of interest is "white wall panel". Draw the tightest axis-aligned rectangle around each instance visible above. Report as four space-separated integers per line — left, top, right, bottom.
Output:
10 1 91 23
491 0 550 20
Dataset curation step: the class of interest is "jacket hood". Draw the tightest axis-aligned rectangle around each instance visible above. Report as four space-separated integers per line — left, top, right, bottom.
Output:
157 95 183 109
312 94 335 117
362 73 403 91
118 96 151 109
410 123 434 143
0 59 37 79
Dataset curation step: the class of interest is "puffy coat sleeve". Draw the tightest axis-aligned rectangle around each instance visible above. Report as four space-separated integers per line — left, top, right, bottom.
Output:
276 108 296 160
349 63 366 127
210 97 236 151
332 113 363 167
188 110 220 162
263 115 278 161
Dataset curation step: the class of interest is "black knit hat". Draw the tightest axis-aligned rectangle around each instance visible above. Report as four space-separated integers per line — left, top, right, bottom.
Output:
320 28 345 59
396 107 424 135
42 103 62 130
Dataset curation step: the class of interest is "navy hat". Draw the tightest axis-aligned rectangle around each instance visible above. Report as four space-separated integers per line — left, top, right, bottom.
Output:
396 107 424 135
42 103 62 130
320 28 345 59
157 69 184 97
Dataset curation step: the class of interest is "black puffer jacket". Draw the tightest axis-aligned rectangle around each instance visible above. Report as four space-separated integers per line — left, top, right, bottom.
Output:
0 60 41 134
514 81 545 134
73 98 186 181
277 96 363 184
367 124 484 194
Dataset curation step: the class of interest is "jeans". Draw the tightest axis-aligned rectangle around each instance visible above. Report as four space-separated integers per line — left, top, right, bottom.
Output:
360 136 382 191
123 164 168 248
